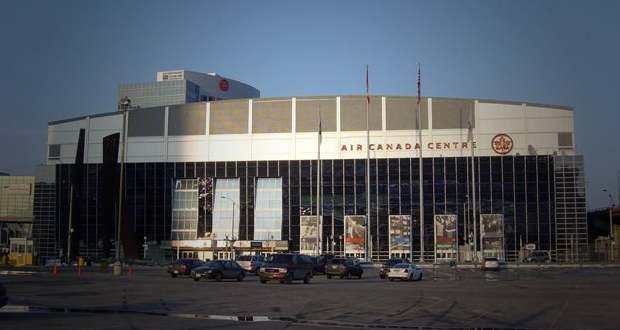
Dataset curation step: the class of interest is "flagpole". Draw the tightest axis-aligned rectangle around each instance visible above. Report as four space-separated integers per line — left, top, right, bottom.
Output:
468 104 478 261
417 63 425 262
317 109 322 256
366 65 371 262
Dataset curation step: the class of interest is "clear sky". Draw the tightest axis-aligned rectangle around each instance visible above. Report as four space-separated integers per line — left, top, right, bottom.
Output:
1 0 618 209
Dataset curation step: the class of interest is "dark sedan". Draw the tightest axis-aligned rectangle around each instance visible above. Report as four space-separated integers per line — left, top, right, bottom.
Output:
190 260 246 282
325 258 363 279
0 280 7 308
166 258 204 278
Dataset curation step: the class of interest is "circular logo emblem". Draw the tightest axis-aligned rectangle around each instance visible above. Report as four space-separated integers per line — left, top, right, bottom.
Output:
219 79 229 91
491 134 514 155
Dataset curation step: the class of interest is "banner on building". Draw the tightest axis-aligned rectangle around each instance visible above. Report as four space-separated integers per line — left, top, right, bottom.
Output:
434 214 457 251
344 215 366 255
389 215 411 253
300 216 321 255
480 214 504 255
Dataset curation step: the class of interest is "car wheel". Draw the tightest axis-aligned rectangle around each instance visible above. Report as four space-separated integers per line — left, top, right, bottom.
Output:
260 279 268 284
215 272 223 282
303 273 311 284
285 273 293 284
418 273 423 281
254 268 260 275
346 272 351 280
358 273 362 279
389 278 394 281
327 274 332 279
237 273 244 282
171 274 177 278
193 277 200 282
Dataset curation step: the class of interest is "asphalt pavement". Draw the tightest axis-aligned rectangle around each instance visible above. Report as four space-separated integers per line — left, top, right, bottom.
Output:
1 263 619 330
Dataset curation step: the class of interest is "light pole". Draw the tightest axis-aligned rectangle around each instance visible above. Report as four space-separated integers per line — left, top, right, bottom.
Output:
114 96 130 276
221 195 238 259
617 170 620 208
604 189 614 262
143 236 148 260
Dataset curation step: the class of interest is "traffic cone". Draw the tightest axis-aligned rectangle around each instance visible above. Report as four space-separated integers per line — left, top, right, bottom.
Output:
78 265 83 276
128 265 133 276
53 264 58 275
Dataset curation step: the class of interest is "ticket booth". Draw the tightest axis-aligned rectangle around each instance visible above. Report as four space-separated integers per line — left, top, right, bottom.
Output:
9 237 34 266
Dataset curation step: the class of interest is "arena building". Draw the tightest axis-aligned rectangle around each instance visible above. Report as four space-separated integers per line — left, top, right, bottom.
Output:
34 71 587 264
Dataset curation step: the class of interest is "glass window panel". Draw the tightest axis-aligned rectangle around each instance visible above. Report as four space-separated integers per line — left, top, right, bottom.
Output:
212 178 240 240
254 178 283 240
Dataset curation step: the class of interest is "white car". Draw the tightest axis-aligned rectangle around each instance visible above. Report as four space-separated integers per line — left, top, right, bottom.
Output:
482 257 500 271
387 263 423 281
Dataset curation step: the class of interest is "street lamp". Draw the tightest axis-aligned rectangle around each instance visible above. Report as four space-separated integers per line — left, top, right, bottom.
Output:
114 96 130 276
604 189 614 262
143 236 148 260
220 195 238 258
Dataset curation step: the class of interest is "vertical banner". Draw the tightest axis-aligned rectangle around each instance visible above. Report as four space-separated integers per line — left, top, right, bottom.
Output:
300 216 321 256
434 215 457 260
481 214 504 257
389 215 411 255
344 215 366 256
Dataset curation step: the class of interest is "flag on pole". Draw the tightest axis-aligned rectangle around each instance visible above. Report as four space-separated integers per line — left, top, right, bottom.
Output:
467 109 474 143
417 64 421 104
366 65 370 104
318 112 322 145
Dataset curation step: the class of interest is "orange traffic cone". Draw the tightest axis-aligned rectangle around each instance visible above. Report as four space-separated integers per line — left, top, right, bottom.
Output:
53 264 58 275
78 265 83 276
128 265 133 276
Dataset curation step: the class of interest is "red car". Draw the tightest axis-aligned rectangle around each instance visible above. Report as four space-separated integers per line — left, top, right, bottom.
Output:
325 258 363 279
166 258 204 278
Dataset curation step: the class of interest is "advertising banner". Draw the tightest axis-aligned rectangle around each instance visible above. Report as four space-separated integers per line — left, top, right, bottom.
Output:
300 216 321 255
434 214 457 250
389 215 411 253
480 214 504 255
344 215 366 254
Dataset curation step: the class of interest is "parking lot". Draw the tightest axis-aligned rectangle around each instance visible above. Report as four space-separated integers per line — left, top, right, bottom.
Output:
1 264 619 330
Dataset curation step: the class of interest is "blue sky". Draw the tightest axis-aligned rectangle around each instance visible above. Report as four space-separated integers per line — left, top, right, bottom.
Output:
1 0 618 209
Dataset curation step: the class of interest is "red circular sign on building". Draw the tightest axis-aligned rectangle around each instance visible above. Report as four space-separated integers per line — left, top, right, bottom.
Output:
219 79 229 91
491 134 514 155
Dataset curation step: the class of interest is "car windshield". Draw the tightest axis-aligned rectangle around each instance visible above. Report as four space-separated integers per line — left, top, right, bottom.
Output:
393 263 410 268
267 254 293 264
237 255 251 261
202 261 223 267
330 259 345 265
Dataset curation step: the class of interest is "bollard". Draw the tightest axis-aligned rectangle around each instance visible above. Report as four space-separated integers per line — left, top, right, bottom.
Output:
53 264 58 275
128 265 133 276
78 265 83 276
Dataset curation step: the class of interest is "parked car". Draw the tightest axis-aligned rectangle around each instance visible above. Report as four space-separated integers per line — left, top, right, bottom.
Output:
524 251 550 263
482 257 500 271
379 258 410 278
311 253 335 275
236 255 265 274
0 280 7 308
190 260 245 282
325 258 363 279
166 258 204 278
387 263 422 281
259 253 314 284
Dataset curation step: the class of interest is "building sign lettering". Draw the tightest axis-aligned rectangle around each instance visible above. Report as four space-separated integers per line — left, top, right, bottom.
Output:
340 141 476 152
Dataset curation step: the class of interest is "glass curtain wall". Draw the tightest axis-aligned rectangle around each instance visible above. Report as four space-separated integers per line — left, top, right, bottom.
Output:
212 178 240 240
53 155 581 263
254 178 283 240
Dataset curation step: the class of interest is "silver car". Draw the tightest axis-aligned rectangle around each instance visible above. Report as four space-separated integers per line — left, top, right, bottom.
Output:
482 257 500 271
387 263 423 281
236 255 265 274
